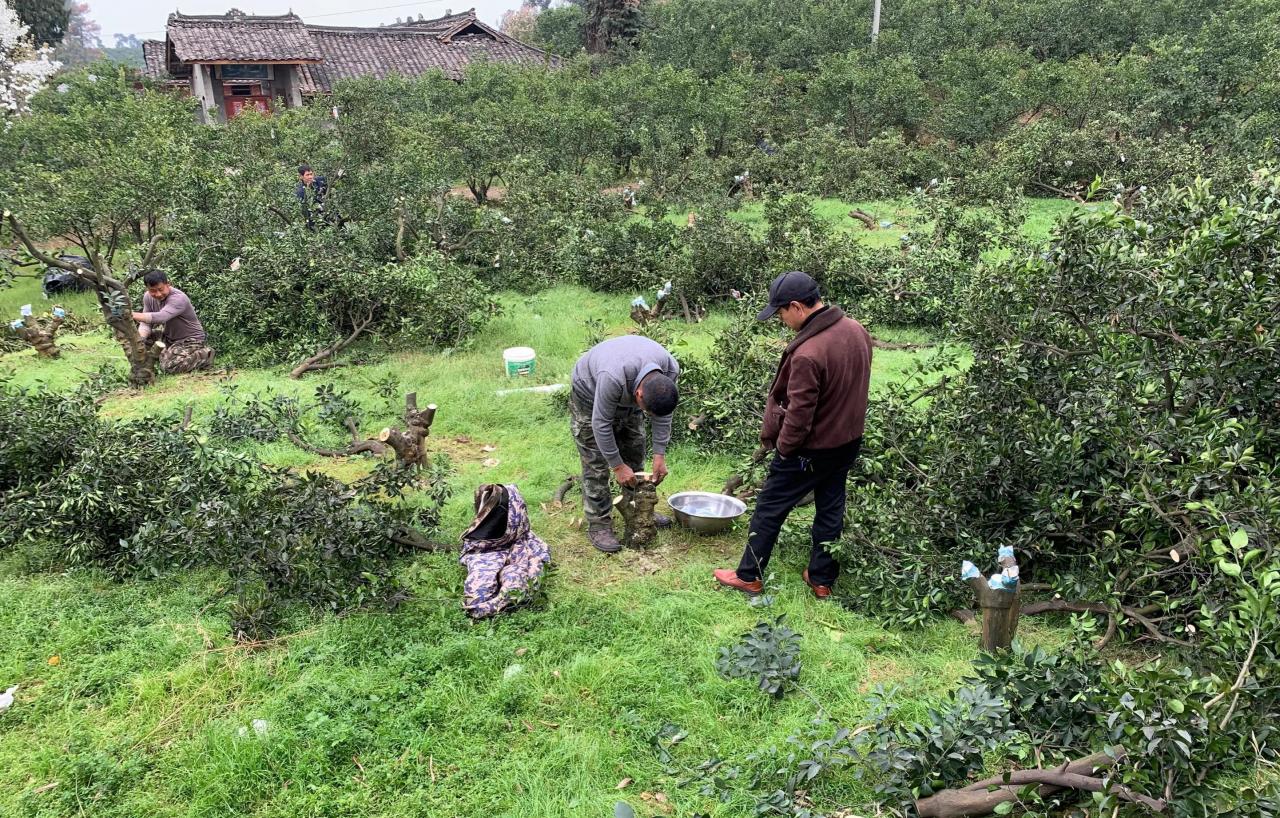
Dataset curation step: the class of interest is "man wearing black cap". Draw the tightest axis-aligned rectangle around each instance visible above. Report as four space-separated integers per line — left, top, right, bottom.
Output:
713 271 872 599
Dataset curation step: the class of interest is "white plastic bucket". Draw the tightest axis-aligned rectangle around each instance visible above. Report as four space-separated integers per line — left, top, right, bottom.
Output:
503 346 536 377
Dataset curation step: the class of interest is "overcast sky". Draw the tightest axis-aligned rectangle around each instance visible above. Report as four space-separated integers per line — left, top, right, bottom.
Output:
91 0 521 43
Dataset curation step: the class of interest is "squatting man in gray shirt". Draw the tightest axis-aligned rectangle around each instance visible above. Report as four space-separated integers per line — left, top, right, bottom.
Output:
570 336 680 553
132 270 216 374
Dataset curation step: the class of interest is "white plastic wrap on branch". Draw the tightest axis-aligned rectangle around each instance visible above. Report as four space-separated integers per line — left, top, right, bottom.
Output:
961 546 1022 650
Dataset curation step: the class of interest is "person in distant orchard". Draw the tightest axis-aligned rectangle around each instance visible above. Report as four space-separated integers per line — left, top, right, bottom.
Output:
132 270 215 374
295 163 328 229
571 336 681 553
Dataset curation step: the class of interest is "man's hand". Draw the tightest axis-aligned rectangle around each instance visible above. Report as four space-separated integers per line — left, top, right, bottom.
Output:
651 454 668 484
613 463 637 488
131 311 148 322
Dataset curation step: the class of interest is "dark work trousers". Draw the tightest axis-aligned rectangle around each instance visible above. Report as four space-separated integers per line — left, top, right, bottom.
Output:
569 392 647 528
735 438 862 587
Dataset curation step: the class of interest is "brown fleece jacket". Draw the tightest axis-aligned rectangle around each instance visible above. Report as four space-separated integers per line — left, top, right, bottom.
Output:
759 306 872 456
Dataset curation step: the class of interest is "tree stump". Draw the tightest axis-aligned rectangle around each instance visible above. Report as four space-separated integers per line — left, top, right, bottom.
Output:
965 576 1021 651
378 392 436 466
11 315 64 357
613 472 658 547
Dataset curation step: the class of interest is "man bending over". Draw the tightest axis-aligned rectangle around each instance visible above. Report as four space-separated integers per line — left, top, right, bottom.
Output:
571 336 680 553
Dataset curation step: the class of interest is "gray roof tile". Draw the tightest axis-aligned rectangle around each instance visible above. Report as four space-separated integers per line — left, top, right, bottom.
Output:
167 9 322 62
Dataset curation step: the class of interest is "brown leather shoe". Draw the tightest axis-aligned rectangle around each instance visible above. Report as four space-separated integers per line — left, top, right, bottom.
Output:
802 569 832 600
589 526 622 554
713 568 763 596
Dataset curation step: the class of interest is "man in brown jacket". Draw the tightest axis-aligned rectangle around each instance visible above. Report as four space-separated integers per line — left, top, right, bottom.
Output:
714 271 871 599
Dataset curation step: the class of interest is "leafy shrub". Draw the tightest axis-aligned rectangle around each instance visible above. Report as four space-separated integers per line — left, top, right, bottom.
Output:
0 413 258 570
678 202 770 297
677 300 786 450
175 228 499 366
856 682 1014 807
0 379 99 493
968 644 1104 754
465 168 623 292
839 173 1280 648
752 126 944 200
715 615 802 699
684 638 1276 815
0 383 452 632
207 382 304 443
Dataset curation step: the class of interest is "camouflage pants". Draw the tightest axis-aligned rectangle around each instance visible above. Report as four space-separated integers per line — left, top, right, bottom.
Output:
570 393 647 527
159 337 215 374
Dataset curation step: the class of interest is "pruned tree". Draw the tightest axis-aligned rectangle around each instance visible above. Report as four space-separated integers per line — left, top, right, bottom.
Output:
7 305 63 356
378 393 436 466
6 213 163 384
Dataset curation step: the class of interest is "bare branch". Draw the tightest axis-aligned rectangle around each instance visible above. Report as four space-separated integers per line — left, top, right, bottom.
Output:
552 475 578 506
849 208 877 229
916 750 1167 818
289 311 374 379
1206 627 1260 729
140 231 163 270
1030 181 1085 203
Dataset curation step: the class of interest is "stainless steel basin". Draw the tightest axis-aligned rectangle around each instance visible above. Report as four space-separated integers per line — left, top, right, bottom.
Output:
667 491 747 535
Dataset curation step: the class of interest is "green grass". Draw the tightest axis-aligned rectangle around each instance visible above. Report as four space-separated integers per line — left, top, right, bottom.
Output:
664 196 1080 250
0 281 1057 815
0 272 100 322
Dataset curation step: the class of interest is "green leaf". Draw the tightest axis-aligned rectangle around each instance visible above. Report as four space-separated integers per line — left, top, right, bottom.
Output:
994 801 1014 815
1219 561 1242 577
1230 529 1248 550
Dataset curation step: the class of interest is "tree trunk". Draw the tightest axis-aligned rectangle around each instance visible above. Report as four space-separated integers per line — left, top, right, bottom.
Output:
613 473 658 547
115 327 162 387
12 316 64 357
966 575 1020 651
378 393 437 466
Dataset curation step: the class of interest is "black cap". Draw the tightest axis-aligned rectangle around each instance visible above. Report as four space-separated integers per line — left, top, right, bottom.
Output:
756 271 820 320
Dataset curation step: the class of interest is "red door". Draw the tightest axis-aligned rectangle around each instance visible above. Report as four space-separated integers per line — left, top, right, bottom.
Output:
225 94 271 119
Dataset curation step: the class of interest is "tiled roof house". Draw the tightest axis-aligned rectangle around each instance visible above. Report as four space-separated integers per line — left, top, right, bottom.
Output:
142 8 554 123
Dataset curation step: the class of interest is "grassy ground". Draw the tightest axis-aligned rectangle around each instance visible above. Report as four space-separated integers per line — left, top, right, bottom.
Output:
666 196 1080 251
0 277 99 327
0 218 1072 816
